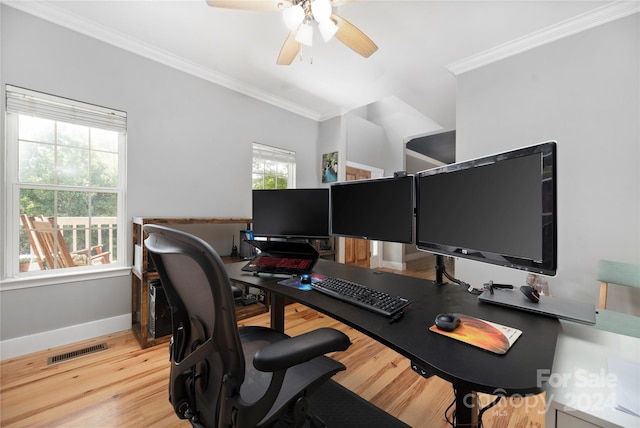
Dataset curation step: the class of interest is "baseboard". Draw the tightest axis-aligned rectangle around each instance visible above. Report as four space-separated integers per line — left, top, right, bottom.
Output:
0 314 131 361
380 260 405 271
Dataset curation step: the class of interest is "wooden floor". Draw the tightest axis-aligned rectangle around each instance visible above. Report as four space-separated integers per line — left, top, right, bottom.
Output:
1 255 546 427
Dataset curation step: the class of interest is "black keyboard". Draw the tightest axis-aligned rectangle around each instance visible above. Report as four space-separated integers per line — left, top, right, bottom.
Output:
311 277 411 317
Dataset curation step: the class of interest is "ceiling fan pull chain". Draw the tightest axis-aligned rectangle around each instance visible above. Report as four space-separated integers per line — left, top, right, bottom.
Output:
297 46 313 64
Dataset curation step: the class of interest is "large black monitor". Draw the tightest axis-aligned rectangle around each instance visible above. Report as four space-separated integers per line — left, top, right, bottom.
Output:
416 141 557 276
330 175 414 243
252 188 330 239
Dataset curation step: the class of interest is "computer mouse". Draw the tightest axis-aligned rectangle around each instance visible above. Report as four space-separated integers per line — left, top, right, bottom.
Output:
300 274 311 284
520 285 540 303
435 313 460 332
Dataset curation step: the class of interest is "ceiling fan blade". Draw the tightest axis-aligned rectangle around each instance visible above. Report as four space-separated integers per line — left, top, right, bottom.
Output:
331 13 378 58
206 0 290 11
277 32 302 65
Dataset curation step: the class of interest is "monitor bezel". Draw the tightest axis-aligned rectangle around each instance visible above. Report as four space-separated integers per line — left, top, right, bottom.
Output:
415 141 557 276
251 188 330 240
330 174 415 244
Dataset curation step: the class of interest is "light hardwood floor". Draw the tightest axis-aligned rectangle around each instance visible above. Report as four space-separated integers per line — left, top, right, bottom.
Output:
1 256 546 427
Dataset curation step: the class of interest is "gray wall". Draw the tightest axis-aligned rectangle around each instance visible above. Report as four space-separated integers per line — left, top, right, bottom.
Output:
0 6 319 342
456 14 639 313
345 113 386 170
343 111 409 267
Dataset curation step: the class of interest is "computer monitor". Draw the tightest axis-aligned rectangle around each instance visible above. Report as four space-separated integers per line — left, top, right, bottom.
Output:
330 175 414 243
415 141 557 276
252 188 330 239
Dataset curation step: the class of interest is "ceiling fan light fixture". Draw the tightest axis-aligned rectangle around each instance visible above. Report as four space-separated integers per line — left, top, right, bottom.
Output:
206 0 377 64
283 4 305 31
295 21 313 46
311 0 332 22
318 19 338 42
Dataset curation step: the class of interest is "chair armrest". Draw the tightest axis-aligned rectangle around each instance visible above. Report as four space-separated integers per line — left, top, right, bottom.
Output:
71 247 110 261
88 246 111 264
253 327 351 372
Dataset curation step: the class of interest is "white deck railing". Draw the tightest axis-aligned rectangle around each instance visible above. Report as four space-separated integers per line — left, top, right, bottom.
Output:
21 216 118 272
56 216 118 257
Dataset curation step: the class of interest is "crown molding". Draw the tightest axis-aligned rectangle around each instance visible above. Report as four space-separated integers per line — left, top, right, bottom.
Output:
2 0 325 121
6 1 637 118
448 1 640 76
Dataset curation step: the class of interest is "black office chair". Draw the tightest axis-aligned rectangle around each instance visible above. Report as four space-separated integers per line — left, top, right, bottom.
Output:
144 225 351 428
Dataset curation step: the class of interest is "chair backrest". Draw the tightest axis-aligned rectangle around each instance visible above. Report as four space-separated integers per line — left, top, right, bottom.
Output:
144 224 245 426
21 214 48 270
21 215 77 269
597 259 640 309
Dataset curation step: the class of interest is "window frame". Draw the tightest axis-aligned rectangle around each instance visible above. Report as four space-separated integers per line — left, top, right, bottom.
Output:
2 86 128 285
252 142 297 190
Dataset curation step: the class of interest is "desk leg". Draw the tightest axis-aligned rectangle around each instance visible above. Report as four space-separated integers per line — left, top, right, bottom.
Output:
270 294 285 333
454 385 479 428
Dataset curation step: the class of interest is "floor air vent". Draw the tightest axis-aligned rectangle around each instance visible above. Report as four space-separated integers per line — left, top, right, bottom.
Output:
47 342 108 365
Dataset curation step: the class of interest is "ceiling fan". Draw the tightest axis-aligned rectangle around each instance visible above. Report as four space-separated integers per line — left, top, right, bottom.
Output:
206 0 378 65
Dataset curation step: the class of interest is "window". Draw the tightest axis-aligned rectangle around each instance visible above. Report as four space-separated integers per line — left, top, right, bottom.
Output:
3 86 126 278
252 143 296 189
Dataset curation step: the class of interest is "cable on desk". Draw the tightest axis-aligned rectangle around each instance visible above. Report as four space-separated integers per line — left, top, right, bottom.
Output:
440 263 481 295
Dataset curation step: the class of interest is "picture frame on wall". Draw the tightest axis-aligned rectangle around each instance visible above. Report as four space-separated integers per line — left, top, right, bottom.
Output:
322 152 338 183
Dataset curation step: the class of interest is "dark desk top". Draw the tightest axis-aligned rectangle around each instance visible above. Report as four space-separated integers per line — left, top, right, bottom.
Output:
226 259 560 396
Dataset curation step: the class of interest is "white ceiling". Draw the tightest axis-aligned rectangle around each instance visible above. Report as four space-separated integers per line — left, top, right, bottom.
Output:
7 0 633 132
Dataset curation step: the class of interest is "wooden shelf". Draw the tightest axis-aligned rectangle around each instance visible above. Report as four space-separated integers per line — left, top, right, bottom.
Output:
131 322 171 349
235 301 269 320
132 216 252 226
131 216 263 349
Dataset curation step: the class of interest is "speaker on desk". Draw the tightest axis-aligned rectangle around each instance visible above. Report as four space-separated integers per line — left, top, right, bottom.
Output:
149 280 172 338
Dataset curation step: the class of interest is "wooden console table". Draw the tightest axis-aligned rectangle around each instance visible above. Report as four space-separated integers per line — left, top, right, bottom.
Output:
131 217 265 348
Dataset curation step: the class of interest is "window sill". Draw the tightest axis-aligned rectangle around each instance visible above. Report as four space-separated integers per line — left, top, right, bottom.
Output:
0 266 132 291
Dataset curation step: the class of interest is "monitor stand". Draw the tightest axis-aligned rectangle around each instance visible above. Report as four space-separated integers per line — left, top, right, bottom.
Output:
435 255 447 285
434 255 468 288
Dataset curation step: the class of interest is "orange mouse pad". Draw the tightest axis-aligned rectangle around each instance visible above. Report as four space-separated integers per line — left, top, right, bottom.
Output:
429 314 522 354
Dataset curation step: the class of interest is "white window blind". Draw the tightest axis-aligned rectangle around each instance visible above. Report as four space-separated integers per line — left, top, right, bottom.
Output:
6 85 127 133
253 143 296 163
